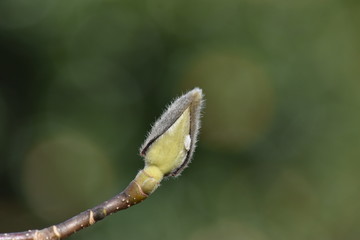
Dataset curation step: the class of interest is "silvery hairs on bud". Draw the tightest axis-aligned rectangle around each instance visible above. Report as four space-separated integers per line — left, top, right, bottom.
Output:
140 88 204 177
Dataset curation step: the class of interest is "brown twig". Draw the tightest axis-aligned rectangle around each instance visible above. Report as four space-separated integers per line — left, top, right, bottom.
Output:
0 180 148 240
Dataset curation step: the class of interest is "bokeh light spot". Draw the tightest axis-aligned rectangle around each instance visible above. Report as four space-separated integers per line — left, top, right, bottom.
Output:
22 133 116 222
182 50 275 151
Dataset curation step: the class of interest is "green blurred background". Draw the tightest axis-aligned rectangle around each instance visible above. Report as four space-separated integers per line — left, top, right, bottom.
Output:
1 0 360 239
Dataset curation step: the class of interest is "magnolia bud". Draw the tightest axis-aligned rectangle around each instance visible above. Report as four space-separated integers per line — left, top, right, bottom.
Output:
140 88 204 179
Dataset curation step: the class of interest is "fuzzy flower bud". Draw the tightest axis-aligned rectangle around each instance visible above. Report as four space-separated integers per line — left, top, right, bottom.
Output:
140 88 204 182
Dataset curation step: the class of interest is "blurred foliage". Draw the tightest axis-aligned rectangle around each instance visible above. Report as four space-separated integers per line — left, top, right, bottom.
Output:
1 0 360 240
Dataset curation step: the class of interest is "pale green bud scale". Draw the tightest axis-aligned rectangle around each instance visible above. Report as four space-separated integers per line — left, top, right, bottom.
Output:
145 107 191 175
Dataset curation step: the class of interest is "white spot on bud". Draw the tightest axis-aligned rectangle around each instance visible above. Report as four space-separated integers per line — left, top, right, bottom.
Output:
184 135 191 151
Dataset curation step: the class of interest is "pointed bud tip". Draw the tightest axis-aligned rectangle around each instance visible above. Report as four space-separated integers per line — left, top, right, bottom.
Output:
190 87 203 100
